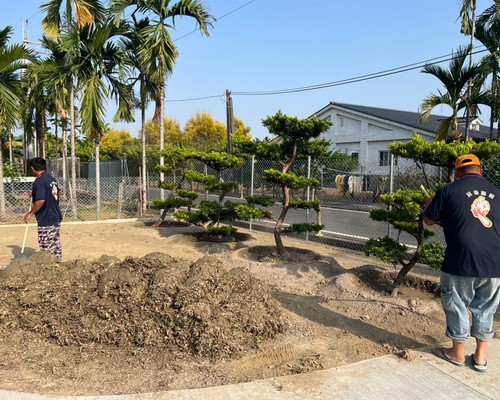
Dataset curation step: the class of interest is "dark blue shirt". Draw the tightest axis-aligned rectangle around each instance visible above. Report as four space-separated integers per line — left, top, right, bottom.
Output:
424 174 500 277
32 172 63 227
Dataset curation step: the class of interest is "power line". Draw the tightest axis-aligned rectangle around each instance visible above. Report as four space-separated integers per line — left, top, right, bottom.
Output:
23 0 489 104
231 48 489 96
174 0 257 42
165 47 488 102
167 94 223 102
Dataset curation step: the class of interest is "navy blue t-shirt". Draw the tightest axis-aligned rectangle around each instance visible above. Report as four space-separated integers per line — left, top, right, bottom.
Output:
32 172 63 227
424 174 500 277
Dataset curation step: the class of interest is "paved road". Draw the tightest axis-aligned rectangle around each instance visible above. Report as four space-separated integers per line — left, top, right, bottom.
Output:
242 201 446 249
148 190 446 249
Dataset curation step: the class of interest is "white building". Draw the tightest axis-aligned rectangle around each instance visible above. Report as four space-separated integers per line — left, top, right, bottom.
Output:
311 102 492 175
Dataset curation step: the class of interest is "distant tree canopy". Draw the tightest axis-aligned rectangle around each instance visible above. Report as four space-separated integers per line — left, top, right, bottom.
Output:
183 112 226 151
144 118 183 149
63 112 252 175
100 129 140 161
143 114 252 153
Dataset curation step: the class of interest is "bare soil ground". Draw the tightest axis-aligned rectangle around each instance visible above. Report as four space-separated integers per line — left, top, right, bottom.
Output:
0 219 486 396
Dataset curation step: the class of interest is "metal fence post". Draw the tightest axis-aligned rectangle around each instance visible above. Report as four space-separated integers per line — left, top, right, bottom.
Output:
388 154 395 238
204 165 208 201
306 156 311 241
249 156 255 231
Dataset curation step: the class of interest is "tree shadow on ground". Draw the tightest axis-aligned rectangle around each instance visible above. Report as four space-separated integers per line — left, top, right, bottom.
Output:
150 219 256 254
349 264 441 296
273 289 428 349
237 245 346 280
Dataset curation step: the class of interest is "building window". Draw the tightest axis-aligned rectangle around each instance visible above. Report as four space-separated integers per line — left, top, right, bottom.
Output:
379 151 397 166
379 151 390 166
350 151 359 161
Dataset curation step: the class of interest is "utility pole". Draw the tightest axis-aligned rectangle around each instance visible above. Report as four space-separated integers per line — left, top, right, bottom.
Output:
226 89 234 154
463 2 477 142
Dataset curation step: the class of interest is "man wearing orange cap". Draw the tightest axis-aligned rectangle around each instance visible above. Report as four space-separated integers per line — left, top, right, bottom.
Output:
423 154 500 372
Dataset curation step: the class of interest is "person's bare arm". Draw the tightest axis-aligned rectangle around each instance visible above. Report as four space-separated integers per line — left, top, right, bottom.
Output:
423 214 437 226
422 196 437 226
23 199 45 223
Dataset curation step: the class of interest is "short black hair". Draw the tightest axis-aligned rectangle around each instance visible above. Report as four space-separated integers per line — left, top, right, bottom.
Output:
30 157 47 172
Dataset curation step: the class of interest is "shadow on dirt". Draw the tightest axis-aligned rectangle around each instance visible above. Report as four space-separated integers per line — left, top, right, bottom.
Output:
273 289 429 349
236 245 345 280
348 265 441 296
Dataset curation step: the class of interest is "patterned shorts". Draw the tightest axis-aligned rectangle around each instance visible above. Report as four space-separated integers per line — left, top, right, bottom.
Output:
37 224 62 262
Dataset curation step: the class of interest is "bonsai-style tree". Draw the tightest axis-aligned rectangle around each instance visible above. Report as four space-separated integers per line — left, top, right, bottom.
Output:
152 146 271 239
152 146 198 228
365 134 500 296
173 150 247 239
236 111 332 256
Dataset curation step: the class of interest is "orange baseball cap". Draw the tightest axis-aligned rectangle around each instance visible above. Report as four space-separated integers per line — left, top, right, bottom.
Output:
455 154 481 169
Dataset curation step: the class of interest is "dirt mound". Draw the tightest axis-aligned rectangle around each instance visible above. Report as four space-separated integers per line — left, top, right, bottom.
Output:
0 252 285 359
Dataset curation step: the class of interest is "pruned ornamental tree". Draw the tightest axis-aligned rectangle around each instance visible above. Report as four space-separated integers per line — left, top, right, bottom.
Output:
365 134 500 296
152 146 271 239
152 147 197 228
235 111 332 256
366 188 445 297
390 134 500 183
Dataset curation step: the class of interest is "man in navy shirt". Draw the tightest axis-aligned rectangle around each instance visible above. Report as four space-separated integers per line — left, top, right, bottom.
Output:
423 154 500 372
23 157 63 262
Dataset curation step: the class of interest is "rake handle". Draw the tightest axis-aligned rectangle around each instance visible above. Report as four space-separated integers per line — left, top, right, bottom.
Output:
21 223 29 254
21 197 33 255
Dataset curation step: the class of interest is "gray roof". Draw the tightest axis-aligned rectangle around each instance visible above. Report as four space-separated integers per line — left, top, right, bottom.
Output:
318 102 496 141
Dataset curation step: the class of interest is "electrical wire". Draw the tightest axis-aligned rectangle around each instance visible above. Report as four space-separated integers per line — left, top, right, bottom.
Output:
166 47 488 102
174 0 257 42
231 48 489 97
24 0 489 103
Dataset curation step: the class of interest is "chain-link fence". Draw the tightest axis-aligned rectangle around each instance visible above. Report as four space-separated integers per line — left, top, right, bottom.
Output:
150 155 450 253
3 155 498 254
0 176 145 224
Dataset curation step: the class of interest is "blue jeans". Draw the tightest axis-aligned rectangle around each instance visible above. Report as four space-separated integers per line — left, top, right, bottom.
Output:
440 272 500 342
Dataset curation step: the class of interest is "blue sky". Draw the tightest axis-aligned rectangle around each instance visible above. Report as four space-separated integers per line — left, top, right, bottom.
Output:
0 0 494 140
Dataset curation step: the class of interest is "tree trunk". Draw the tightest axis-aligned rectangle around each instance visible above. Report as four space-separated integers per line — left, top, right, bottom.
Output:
447 166 454 183
153 206 169 228
390 256 419 297
8 131 13 164
391 215 426 296
0 135 6 220
62 127 68 202
96 139 101 220
70 79 78 221
141 103 147 213
274 184 290 256
159 84 165 200
272 142 297 256
152 178 184 228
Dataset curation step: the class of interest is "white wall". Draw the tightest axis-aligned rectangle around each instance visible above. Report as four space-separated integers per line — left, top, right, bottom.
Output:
314 104 433 172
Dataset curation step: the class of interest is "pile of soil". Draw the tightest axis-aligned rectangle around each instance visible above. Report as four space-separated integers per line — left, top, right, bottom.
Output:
0 252 285 359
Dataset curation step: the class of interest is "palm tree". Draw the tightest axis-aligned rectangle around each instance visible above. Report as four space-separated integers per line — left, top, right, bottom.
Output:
420 45 487 142
21 61 54 159
41 0 106 219
62 19 135 219
0 26 30 219
475 18 500 140
110 0 214 199
476 0 500 28
125 15 161 213
37 35 73 181
459 0 478 140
